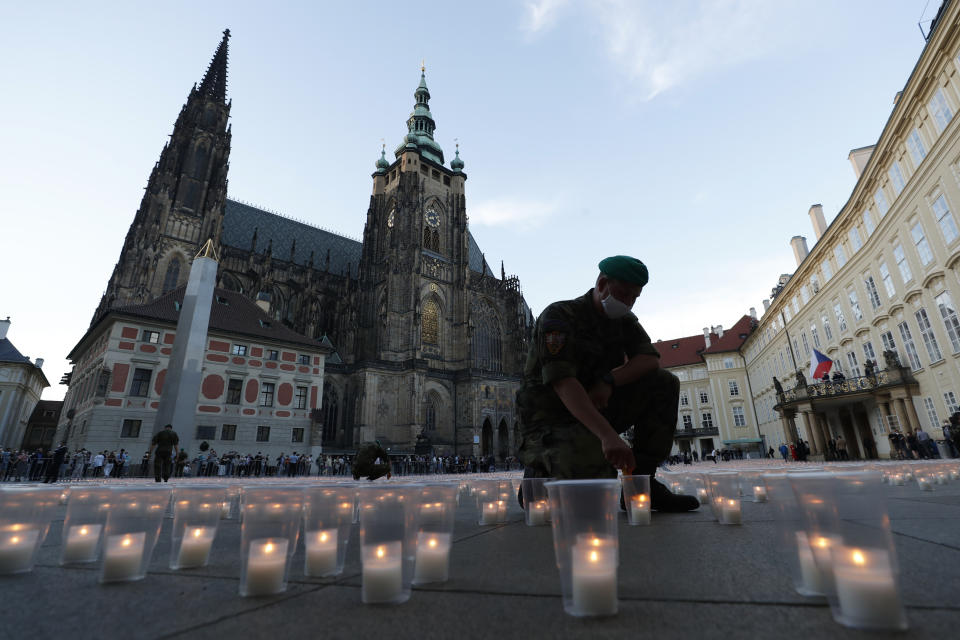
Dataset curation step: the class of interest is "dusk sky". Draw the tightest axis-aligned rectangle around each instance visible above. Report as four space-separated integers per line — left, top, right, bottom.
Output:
1 0 939 399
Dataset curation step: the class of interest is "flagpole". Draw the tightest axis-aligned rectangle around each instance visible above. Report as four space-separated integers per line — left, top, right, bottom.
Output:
780 311 799 373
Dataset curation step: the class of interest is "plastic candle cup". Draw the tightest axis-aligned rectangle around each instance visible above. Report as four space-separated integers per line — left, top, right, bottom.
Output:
753 485 768 502
621 475 651 526
99 486 171 583
0 486 60 574
526 500 549 526
358 484 421 604
176 526 215 568
303 486 355 578
170 486 225 570
413 532 451 584
412 484 457 585
545 479 620 617
60 487 111 565
0 528 42 574
629 495 651 526
720 499 742 525
362 542 403 603
238 487 303 597
521 477 552 526
480 501 499 525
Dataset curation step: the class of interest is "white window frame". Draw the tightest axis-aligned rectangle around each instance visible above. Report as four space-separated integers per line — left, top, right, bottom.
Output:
862 209 876 236
848 227 863 252
923 397 939 429
911 222 934 266
915 307 943 363
932 194 959 244
863 340 876 362
728 380 740 397
935 290 960 353
821 260 833 282
875 187 889 216
928 87 954 134
879 262 896 298
907 128 928 167
834 245 848 269
864 275 882 310
732 406 746 427
848 290 863 322
893 244 913 284
888 161 906 195
811 324 821 349
834 303 848 333
898 321 923 371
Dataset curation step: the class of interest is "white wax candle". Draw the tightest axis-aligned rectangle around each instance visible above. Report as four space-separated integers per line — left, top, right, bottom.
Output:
479 502 499 525
697 488 709 501
720 499 741 525
918 478 932 491
526 500 548 526
571 543 617 616
0 528 41 574
496 500 508 523
950 470 959 481
936 474 947 485
904 472 913 481
305 529 339 576
710 497 723 520
795 532 834 595
220 501 232 519
102 532 146 582
362 544 403 603
244 538 289 596
893 474 905 486
413 532 451 584
176 526 215 568
833 548 905 629
63 524 102 563
419 502 445 527
753 486 768 502
628 495 651 526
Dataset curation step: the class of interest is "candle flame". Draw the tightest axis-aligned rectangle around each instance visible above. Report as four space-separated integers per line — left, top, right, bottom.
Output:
11 536 19 544
428 537 438 548
636 494 648 504
590 537 601 547
319 532 329 543
264 543 275 554
813 536 829 549
726 499 737 507
589 550 599 563
852 549 866 566
121 536 133 547
376 546 386 559
192 528 203 538
79 527 88 536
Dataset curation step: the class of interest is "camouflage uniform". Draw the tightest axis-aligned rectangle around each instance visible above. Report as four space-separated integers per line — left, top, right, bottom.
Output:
518 289 679 479
352 442 391 481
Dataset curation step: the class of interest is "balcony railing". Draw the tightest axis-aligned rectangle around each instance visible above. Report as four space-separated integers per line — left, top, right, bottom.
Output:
775 367 918 406
675 426 720 438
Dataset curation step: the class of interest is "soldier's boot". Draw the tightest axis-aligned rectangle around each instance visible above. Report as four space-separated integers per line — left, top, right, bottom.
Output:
635 454 699 513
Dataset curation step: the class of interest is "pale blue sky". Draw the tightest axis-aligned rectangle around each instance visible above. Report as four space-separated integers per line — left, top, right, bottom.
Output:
1 0 938 399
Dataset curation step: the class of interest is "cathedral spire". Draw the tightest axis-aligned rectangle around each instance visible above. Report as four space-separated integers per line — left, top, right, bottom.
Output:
198 29 230 101
395 67 444 164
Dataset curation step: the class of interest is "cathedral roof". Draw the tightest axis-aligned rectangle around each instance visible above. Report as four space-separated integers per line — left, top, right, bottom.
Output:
223 198 496 278
223 199 363 277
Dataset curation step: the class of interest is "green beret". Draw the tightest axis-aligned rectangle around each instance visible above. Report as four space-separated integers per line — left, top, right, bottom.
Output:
599 255 648 287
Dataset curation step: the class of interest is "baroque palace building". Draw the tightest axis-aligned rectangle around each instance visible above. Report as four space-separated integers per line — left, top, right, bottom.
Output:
75 31 532 457
742 1 960 459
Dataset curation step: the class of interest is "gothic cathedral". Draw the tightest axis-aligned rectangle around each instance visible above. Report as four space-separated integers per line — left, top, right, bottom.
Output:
94 31 532 458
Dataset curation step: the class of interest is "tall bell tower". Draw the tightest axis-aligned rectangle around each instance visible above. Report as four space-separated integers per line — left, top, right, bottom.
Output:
93 30 233 322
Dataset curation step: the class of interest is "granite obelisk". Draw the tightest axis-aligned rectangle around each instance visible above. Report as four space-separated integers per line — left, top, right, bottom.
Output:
153 240 219 434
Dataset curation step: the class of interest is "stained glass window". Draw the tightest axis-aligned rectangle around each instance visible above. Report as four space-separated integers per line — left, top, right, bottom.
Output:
422 298 439 344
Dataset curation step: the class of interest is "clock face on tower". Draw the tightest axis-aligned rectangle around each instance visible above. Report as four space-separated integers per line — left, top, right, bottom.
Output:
424 206 440 228
387 206 395 228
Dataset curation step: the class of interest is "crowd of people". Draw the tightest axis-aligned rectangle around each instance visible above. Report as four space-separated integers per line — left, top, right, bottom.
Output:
0 446 521 483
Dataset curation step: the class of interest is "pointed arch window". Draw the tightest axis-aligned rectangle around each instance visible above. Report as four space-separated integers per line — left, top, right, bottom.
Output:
162 258 181 293
425 394 438 432
322 384 339 444
472 301 502 372
422 298 440 345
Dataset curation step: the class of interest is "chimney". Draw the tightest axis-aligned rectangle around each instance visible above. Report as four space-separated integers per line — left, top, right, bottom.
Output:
0 316 8 340
847 145 875 179
749 307 758 321
790 236 809 267
715 325 724 339
702 327 712 349
808 204 828 241
762 299 771 312
35 358 44 369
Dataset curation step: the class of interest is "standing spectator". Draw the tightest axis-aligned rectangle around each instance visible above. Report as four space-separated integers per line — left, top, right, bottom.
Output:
45 442 68 483
835 436 848 460
91 451 105 477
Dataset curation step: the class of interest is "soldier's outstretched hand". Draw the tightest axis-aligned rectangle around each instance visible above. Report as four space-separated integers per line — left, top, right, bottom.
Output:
601 433 635 474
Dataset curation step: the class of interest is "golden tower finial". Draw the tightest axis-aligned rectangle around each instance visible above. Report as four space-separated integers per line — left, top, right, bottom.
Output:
195 238 220 262
421 59 425 74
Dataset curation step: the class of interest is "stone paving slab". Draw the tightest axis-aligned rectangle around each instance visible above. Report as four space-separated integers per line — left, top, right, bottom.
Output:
2 476 960 639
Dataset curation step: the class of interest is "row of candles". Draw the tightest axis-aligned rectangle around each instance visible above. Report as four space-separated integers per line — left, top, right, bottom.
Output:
2 460 954 626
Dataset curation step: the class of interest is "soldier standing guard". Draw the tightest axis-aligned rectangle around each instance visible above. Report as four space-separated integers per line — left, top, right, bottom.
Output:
517 255 698 512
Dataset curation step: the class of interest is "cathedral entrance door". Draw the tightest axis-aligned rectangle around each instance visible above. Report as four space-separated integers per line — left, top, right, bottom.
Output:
481 418 493 457
497 419 509 461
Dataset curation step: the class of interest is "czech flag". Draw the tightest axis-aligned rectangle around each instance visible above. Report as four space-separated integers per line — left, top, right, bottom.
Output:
808 349 833 381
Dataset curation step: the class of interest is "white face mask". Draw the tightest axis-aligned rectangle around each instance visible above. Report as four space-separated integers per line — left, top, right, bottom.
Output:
601 293 632 319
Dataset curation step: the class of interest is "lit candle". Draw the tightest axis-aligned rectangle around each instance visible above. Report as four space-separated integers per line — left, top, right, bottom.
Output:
697 487 709 501
833 548 905 629
480 501 499 525
176 526 215 568
753 485 768 502
413 532 451 584
950 470 959 481
496 500 508 522
102 532 146 582
362 543 403 603
244 538 289 596
526 500 548 526
936 473 947 485
795 532 834 595
720 499 741 525
62 524 102 563
903 472 913 482
419 502 445 527
918 477 932 491
220 501 231 519
571 539 617 616
628 494 651 526
305 529 339 576
0 527 41 574
892 474 905 486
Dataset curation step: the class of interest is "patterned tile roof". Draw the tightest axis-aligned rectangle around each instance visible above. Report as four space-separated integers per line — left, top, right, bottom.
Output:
108 287 328 351
223 198 495 278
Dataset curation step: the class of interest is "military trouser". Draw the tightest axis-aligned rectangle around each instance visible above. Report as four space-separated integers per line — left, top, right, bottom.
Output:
154 452 173 482
519 368 680 480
